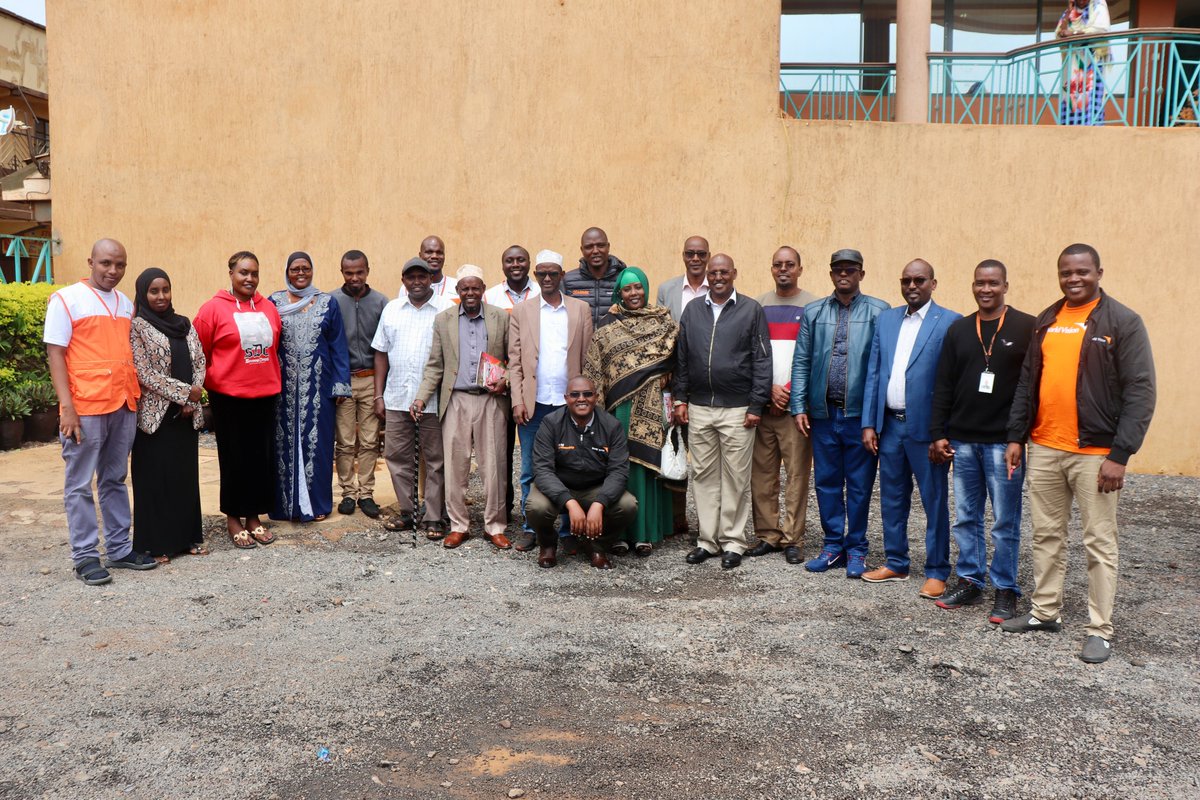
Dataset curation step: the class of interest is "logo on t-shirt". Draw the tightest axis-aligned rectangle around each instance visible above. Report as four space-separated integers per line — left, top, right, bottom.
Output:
233 311 274 364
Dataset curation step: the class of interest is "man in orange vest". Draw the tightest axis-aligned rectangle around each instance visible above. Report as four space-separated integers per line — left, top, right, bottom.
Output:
44 238 157 585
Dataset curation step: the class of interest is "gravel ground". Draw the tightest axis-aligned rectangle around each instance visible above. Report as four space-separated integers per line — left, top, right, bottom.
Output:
0 449 1197 799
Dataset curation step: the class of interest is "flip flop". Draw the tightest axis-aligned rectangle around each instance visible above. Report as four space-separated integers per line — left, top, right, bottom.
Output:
249 526 276 545
188 544 210 556
229 529 257 549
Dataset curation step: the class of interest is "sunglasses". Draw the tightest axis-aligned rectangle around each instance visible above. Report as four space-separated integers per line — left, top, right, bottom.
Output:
534 270 561 279
831 266 861 275
683 250 709 258
567 390 596 399
900 277 930 287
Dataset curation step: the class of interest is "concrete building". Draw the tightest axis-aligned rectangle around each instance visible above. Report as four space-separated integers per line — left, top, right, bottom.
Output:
47 1 1198 473
0 7 49 233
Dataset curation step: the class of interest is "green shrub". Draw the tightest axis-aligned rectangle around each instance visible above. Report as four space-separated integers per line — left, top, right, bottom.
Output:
0 385 31 421
0 282 56 386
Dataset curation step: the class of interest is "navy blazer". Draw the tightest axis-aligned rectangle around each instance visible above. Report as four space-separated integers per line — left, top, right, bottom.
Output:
862 300 961 441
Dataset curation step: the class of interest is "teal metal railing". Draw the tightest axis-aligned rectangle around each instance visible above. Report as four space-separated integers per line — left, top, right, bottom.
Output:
928 28 1200 126
0 235 53 284
780 63 896 122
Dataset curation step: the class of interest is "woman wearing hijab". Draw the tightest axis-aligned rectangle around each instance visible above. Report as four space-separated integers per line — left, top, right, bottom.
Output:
269 252 351 522
193 251 282 548
129 268 208 562
1055 0 1111 126
584 267 678 556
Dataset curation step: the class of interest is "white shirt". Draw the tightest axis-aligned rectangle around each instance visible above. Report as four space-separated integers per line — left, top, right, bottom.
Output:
535 296 570 406
680 277 709 312
705 290 737 323
483 279 540 312
885 300 930 411
43 281 134 346
371 294 452 412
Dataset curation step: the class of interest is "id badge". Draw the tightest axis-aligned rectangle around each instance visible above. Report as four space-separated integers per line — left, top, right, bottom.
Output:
978 371 995 394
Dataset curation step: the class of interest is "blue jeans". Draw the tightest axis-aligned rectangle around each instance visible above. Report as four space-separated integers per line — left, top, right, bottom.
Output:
878 414 950 579
810 407 877 558
950 440 1023 593
517 402 567 535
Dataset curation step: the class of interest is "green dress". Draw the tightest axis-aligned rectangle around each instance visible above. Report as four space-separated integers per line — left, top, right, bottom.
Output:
613 400 673 545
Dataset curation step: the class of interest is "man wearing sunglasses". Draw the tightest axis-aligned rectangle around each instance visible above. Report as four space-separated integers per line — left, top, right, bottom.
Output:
657 235 711 321
527 376 638 569
861 259 961 599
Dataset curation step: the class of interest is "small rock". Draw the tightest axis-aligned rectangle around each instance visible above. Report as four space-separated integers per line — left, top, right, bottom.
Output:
15 722 28 731
371 774 384 785
987 748 1001 757
448 758 460 765
508 790 526 799
1134 756 1148 767
922 751 942 764
331 598 344 606
1130 658 1147 667
794 764 812 774
426 751 437 758
498 719 512 729
700 698 712 705
38 567 50 575
440 781 452 788
377 760 394 768
898 644 914 654
646 696 660 704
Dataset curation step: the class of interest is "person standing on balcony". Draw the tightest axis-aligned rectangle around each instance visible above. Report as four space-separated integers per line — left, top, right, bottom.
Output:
746 247 819 565
484 244 540 528
657 236 710 320
675 254 772 570
564 227 632 326
928 260 1035 623
1001 244 1155 665
789 249 888 578
860 260 961 599
1056 0 1111 126
331 250 388 518
44 239 158 584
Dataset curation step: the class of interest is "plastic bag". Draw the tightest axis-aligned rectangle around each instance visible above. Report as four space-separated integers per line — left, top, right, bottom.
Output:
659 424 687 480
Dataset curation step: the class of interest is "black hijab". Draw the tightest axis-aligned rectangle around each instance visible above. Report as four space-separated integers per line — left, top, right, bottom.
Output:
134 268 193 386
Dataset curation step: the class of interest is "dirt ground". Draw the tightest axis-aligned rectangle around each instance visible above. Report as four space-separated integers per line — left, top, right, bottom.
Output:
0 441 1197 799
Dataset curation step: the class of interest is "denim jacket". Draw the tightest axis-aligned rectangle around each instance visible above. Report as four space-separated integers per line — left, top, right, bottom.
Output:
788 292 889 419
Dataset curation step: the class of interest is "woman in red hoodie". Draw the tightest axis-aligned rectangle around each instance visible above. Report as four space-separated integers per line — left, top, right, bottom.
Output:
193 251 283 548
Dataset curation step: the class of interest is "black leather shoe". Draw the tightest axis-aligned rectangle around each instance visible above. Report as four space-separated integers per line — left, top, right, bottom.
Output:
338 497 356 515
935 579 984 610
745 540 780 557
784 546 803 564
721 551 743 570
685 547 713 565
358 497 381 519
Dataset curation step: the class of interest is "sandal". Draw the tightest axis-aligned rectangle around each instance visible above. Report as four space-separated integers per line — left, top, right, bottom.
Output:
609 541 631 556
635 544 653 557
230 529 257 549
383 513 413 532
249 526 276 545
188 544 210 556
153 555 171 565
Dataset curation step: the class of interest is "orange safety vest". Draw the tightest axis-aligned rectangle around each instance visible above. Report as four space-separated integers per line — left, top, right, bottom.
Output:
60 283 141 415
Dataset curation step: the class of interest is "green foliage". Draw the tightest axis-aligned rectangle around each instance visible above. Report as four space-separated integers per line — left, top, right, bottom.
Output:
22 379 57 413
0 283 57 419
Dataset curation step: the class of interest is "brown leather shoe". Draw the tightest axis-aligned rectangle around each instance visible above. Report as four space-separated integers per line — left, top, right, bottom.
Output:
919 578 946 599
537 546 557 568
443 530 469 549
487 532 512 550
862 566 910 583
589 550 614 570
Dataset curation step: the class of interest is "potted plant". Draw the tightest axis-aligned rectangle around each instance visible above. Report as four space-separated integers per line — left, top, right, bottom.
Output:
0 386 31 450
23 380 59 442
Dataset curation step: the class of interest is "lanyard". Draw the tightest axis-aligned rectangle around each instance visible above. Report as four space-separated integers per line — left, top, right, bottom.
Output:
975 307 1007 370
83 280 119 320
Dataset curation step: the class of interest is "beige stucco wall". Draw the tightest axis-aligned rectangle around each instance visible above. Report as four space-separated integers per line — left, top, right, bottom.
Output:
47 0 1198 474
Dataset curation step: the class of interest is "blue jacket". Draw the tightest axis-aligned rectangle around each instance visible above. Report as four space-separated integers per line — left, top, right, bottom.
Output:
789 292 890 419
862 300 961 441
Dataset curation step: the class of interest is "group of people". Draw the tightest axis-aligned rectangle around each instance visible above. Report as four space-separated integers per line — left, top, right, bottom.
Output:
46 229 1155 664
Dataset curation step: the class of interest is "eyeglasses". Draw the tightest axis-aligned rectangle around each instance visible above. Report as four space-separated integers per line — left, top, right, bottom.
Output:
900 277 929 287
831 266 861 275
567 390 596 399
683 250 709 258
534 270 561 279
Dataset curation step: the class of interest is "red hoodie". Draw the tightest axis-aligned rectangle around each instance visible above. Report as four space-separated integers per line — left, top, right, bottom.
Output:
193 290 282 398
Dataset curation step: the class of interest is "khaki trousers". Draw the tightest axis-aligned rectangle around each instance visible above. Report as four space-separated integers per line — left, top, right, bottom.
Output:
334 374 381 500
384 409 444 522
442 391 508 536
689 404 754 555
1027 443 1121 639
526 484 637 548
751 410 812 547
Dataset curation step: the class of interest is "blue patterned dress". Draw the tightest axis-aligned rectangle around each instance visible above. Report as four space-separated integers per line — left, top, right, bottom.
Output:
269 292 351 521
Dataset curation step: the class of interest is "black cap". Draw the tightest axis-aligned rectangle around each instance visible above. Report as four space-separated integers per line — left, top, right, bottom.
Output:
402 257 432 274
830 248 864 267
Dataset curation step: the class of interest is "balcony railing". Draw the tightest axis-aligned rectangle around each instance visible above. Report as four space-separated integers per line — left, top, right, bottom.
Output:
781 64 896 122
929 28 1200 126
780 28 1200 127
0 235 54 284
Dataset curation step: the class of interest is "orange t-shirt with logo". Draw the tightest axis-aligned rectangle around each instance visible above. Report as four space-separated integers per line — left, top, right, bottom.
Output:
1031 296 1109 455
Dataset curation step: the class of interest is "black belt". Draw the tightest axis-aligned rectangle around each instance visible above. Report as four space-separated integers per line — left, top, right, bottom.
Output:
886 408 906 421
454 388 488 396
826 396 845 409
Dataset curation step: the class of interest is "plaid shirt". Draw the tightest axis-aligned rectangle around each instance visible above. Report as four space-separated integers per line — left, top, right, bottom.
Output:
371 294 452 412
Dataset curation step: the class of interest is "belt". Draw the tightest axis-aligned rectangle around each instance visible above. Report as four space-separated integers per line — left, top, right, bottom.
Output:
351 369 375 378
454 388 488 395
886 408 906 421
826 396 845 409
